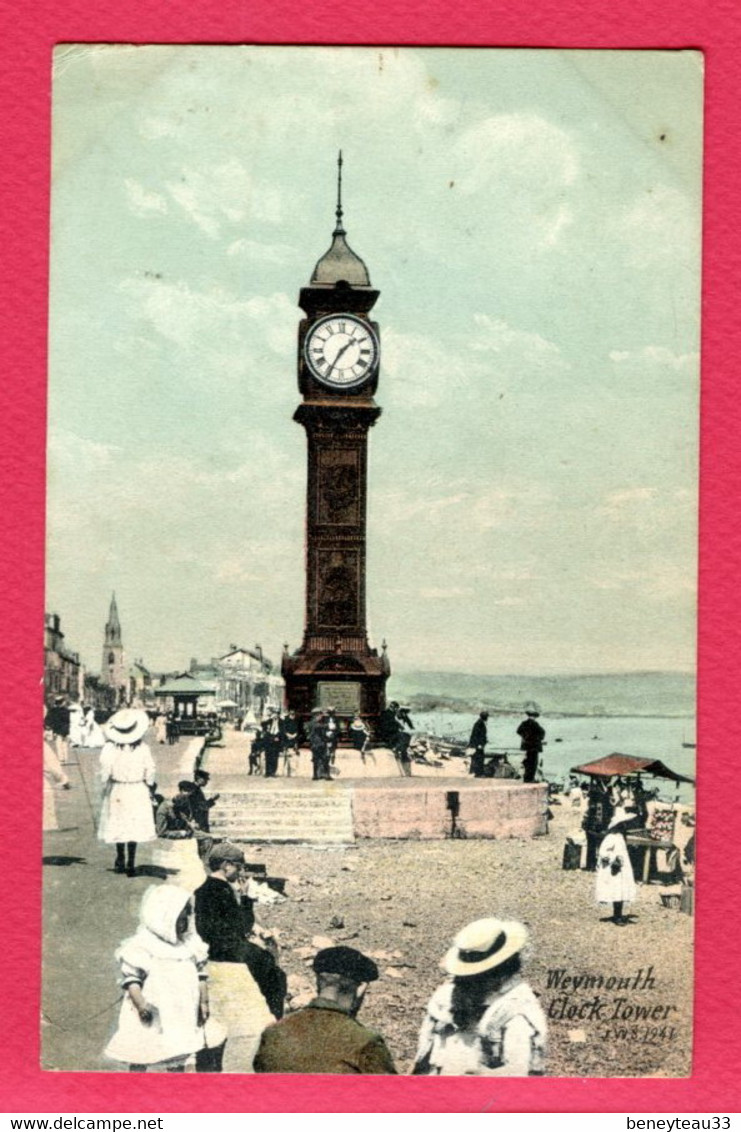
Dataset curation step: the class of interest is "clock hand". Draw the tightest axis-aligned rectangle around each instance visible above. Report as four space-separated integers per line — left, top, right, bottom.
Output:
326 338 358 374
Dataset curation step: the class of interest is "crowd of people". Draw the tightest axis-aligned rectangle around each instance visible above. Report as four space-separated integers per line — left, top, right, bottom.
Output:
245 701 420 779
44 703 552 1074
248 707 301 777
103 850 548 1076
44 694 695 1072
43 695 105 764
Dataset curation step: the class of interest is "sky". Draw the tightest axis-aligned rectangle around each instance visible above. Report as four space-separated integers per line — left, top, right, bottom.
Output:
46 46 702 677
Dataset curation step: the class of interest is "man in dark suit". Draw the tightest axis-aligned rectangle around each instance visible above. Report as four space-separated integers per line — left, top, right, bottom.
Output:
517 702 546 783
262 709 282 778
307 708 330 780
376 701 414 775
254 946 397 1075
280 709 300 744
468 710 489 777
44 696 71 765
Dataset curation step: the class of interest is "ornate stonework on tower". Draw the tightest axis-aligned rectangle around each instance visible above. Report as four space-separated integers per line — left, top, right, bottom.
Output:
282 155 390 734
101 592 127 704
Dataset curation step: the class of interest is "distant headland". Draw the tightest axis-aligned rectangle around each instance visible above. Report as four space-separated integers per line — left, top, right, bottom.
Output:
387 670 695 719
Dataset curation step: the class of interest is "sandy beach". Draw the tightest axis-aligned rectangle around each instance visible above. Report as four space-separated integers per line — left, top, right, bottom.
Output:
241 800 693 1078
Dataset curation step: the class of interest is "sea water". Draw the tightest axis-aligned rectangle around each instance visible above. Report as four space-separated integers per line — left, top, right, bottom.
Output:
411 711 697 803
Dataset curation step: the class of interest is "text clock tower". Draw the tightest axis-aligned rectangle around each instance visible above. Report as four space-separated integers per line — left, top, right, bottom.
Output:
282 155 389 734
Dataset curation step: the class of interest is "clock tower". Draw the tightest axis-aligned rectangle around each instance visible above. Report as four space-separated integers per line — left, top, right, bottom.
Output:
282 154 390 734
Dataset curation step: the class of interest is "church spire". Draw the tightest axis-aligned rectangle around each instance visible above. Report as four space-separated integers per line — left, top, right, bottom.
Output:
105 592 122 646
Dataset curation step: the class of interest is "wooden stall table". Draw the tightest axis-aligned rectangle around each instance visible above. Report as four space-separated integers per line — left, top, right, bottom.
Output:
626 831 676 884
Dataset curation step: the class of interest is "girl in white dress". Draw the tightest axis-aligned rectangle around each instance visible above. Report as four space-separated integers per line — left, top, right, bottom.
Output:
98 709 156 876
104 885 213 1072
595 806 637 925
412 918 548 1076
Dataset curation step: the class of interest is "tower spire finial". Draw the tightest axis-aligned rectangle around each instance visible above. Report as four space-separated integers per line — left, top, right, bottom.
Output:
334 150 345 235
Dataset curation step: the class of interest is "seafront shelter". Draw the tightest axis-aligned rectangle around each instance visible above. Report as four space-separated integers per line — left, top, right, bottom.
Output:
155 671 217 728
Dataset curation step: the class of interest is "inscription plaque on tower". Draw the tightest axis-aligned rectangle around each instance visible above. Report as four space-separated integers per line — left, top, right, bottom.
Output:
317 681 362 714
282 156 390 736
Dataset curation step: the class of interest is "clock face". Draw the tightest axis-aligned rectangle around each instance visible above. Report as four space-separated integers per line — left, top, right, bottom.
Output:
304 314 379 388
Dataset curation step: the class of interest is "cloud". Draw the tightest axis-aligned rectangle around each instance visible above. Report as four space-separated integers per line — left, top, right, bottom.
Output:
215 558 266 584
418 585 472 599
588 562 695 602
284 47 460 136
471 314 568 371
614 185 698 269
376 481 552 537
48 429 121 471
119 276 295 357
124 179 168 216
382 329 485 407
453 113 579 193
382 316 567 413
165 159 285 238
378 486 472 523
595 486 696 535
601 486 658 510
609 346 699 372
139 115 180 140
542 203 574 246
469 488 519 531
448 113 579 251
226 238 296 264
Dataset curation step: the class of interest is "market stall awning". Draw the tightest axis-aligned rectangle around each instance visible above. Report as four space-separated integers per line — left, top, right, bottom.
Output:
571 752 694 784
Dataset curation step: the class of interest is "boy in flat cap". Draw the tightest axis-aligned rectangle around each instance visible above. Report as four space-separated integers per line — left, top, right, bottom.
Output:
254 946 397 1075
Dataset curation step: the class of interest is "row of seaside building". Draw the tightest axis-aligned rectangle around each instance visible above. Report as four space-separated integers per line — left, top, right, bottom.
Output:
44 595 284 719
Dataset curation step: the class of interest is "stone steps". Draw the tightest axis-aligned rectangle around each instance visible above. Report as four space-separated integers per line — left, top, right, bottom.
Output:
211 786 355 845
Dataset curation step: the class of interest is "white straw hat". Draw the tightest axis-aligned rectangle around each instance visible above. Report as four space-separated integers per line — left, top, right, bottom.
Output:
104 708 149 745
608 806 632 830
443 918 529 977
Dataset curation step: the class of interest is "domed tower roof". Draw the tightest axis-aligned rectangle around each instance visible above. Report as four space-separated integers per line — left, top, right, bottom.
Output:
310 152 372 288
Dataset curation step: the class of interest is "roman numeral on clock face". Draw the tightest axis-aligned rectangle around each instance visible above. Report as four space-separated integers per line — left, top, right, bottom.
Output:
305 313 378 386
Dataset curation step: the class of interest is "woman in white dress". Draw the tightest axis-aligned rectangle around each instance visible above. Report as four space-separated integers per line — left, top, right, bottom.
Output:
104 884 217 1072
68 703 85 748
595 806 637 925
153 712 168 745
43 736 70 831
98 708 156 876
82 705 105 748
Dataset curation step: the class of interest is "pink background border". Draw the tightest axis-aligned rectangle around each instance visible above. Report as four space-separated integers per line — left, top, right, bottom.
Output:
1 0 738 1113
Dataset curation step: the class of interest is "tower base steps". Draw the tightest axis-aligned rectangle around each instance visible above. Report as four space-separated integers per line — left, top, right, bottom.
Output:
211 784 355 845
